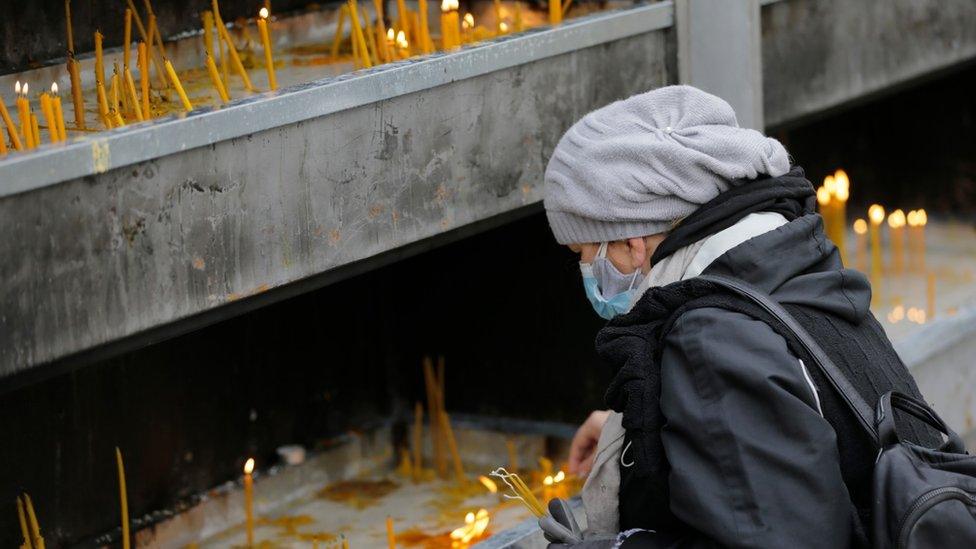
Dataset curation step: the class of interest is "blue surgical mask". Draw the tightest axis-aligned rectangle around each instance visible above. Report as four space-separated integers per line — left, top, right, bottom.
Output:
580 242 645 320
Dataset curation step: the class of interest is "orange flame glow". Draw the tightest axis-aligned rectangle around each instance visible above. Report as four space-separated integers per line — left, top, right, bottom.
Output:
450 509 490 544
478 475 498 493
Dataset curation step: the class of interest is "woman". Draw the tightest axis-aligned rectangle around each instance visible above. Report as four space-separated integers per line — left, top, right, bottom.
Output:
539 86 936 548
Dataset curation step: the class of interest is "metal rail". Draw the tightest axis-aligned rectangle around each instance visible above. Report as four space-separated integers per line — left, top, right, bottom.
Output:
0 2 674 198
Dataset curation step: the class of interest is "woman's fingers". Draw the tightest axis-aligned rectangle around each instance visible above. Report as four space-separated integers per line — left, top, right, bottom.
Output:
568 410 610 475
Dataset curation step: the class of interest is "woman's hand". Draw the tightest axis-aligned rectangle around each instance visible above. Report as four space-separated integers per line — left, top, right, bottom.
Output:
568 410 610 476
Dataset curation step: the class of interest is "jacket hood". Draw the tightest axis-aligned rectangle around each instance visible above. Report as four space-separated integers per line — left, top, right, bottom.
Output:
700 213 872 324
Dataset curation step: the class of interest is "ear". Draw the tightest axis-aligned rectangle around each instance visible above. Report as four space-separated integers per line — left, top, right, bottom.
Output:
626 237 647 270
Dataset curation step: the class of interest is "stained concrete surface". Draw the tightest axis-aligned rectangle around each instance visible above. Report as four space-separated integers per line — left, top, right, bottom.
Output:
0 30 671 377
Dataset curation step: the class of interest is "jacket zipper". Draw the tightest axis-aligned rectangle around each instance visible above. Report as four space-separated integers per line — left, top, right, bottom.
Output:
897 486 976 548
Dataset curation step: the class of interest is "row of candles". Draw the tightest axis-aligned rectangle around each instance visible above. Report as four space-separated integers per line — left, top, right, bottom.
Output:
816 169 933 313
10 356 565 547
2 0 572 156
0 0 278 156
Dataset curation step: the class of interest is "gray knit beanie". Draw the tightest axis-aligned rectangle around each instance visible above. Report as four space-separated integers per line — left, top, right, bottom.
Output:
543 85 791 244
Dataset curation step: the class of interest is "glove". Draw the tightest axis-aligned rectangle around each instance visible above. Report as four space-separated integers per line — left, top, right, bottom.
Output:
539 498 616 549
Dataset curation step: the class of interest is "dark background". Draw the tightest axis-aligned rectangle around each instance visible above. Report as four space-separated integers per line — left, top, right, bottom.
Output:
0 42 974 549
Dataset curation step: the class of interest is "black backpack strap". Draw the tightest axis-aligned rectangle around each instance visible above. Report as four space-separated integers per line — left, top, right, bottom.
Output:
698 274 879 446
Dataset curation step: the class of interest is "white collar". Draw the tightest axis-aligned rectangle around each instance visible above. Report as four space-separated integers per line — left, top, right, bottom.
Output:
682 211 789 279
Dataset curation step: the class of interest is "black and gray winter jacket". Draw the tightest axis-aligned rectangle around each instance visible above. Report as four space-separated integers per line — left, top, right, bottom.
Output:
596 168 937 548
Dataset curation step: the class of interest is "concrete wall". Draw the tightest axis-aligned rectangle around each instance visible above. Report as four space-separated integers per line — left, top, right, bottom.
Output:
0 24 672 379
762 0 976 128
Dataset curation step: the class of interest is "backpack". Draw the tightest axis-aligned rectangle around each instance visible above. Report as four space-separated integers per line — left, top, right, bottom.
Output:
699 274 976 548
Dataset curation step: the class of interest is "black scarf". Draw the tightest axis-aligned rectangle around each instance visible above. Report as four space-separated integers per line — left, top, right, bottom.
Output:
650 166 816 265
596 168 816 521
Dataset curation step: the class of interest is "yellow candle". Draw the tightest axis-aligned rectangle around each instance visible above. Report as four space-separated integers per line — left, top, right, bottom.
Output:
206 55 231 103
116 448 131 549
148 14 167 66
244 458 255 546
330 5 349 61
549 0 562 24
439 410 465 484
30 111 40 149
66 57 85 130
514 2 524 31
51 85 66 142
124 70 144 121
203 11 216 59
348 0 373 68
386 516 396 549
494 0 503 34
440 0 460 49
412 401 423 480
111 68 121 115
362 6 381 65
372 0 390 61
23 493 45 549
418 0 432 53
908 209 927 273
868 204 885 305
16 496 32 549
257 8 277 90
0 126 6 154
124 8 133 71
95 31 106 87
112 109 126 127
65 0 75 53
39 93 56 144
138 42 150 118
926 272 935 320
212 0 254 91
395 0 411 50
887 209 906 275
853 219 868 274
97 81 111 127
1 96 24 151
833 169 849 265
164 60 193 111
395 30 408 59
16 82 32 148
342 535 350 549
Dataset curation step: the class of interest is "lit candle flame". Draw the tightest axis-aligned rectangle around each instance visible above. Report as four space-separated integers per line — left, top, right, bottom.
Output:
449 509 490 543
833 169 850 198
259 7 269 19
478 475 498 493
868 204 885 225
387 27 395 40
499 21 509 32
543 475 554 486
463 13 474 28
441 0 459 12
816 186 830 207
823 175 836 196
916 209 927 226
887 305 904 323
907 307 926 324
22 82 29 95
887 209 906 229
244 457 255 474
853 219 867 235
553 470 565 483
396 30 408 49
15 81 22 95
51 82 59 95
